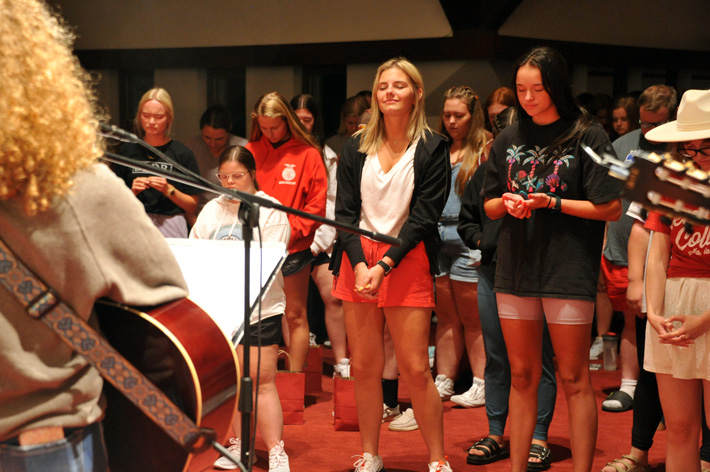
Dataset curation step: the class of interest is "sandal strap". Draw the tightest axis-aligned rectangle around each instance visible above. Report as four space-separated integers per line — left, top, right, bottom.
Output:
529 443 550 460
468 437 501 458
603 455 644 472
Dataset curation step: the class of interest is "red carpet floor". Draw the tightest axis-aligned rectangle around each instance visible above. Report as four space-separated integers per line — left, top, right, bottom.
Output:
211 351 668 472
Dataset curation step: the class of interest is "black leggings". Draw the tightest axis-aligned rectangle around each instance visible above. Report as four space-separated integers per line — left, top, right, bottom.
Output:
632 316 710 461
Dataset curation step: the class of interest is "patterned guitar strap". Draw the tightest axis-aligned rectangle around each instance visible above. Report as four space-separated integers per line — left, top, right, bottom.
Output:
0 235 213 453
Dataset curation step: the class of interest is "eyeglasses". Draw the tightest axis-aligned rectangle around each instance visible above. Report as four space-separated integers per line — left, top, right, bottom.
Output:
639 119 669 129
216 172 248 181
678 145 710 158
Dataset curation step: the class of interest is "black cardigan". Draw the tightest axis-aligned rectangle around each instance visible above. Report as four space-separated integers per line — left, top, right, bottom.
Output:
330 130 450 276
457 161 502 267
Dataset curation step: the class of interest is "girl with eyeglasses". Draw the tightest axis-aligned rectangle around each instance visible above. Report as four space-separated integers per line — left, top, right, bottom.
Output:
642 89 710 472
190 145 292 472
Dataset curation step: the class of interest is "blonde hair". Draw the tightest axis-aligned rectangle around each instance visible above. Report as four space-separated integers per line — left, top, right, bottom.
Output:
133 87 175 139
437 86 489 195
358 57 431 156
336 96 369 135
249 91 322 153
0 0 104 215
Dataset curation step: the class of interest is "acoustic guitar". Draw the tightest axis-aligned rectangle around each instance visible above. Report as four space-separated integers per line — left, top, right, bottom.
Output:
96 298 239 472
584 147 710 225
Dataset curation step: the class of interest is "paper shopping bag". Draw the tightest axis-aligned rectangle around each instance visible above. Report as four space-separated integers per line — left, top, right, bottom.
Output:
275 350 305 425
333 375 359 431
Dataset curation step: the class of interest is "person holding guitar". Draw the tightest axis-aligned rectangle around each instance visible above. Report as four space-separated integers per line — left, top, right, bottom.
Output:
191 146 292 472
0 0 190 469
641 89 710 472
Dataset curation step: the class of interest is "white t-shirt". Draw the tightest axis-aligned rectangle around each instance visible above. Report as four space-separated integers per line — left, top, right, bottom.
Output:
360 139 418 238
190 191 291 322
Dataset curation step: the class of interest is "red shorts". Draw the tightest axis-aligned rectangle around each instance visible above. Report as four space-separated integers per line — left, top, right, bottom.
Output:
332 237 434 308
601 256 629 312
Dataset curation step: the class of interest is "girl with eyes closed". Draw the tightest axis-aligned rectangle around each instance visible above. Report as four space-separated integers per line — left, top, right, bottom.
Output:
482 46 623 472
114 87 201 238
331 57 452 472
246 92 327 373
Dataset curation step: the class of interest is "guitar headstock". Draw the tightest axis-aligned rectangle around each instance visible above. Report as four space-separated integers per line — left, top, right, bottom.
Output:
623 152 710 225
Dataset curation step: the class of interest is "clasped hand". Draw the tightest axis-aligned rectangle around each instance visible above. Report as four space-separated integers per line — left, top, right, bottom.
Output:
649 313 710 347
354 264 384 300
502 192 550 219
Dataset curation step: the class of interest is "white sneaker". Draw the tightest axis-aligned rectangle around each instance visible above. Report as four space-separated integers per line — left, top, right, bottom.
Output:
334 358 351 377
268 441 289 472
429 459 453 472
353 452 384 472
388 407 418 431
450 378 485 408
309 332 318 347
214 438 255 469
382 403 400 423
434 374 455 400
589 336 603 359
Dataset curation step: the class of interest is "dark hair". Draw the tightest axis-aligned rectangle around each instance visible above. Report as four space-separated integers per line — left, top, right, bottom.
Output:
493 106 519 137
199 105 232 131
290 93 325 146
612 96 640 132
218 145 259 191
512 46 594 165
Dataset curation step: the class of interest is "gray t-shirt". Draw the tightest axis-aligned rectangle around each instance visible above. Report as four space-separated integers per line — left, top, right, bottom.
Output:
603 129 667 265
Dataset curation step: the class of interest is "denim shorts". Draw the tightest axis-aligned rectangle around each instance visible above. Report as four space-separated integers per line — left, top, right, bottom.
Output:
436 223 480 282
0 422 108 472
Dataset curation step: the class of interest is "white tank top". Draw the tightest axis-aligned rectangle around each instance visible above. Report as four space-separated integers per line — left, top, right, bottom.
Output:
360 139 418 238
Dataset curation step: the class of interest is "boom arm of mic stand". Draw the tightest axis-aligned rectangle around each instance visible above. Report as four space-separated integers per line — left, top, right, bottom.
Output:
103 151 402 247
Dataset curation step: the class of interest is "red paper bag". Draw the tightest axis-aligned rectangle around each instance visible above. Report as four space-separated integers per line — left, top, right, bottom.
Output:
275 351 305 425
303 346 323 395
333 375 359 431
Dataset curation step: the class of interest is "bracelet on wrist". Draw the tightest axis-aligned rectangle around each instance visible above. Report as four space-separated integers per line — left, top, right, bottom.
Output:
166 186 176 197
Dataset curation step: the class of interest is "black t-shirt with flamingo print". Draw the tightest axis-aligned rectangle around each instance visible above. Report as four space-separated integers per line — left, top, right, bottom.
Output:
482 118 623 301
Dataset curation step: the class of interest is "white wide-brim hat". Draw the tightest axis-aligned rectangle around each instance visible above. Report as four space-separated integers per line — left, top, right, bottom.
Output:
646 89 710 143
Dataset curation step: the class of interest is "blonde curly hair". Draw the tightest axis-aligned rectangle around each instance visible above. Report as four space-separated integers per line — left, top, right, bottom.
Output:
0 0 104 215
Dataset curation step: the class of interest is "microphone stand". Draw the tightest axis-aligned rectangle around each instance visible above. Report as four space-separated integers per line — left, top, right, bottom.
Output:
101 125 400 471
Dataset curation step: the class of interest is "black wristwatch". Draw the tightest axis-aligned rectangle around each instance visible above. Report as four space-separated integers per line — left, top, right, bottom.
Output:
377 260 393 276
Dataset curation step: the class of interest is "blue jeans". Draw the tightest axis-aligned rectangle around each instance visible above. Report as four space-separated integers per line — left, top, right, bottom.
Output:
477 264 557 440
0 422 108 472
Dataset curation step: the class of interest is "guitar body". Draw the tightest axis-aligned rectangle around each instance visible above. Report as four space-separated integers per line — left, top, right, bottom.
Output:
96 298 239 472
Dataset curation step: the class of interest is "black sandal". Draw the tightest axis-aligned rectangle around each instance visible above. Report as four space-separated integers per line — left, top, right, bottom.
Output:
466 437 510 465
527 443 551 471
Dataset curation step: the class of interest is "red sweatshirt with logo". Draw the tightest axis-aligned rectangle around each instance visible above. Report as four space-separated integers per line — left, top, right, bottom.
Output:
247 136 327 254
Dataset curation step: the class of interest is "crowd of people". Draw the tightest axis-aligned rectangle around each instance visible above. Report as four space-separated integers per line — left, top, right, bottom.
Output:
2 2 710 472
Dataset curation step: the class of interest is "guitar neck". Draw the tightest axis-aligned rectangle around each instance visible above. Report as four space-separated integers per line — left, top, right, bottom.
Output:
622 152 710 225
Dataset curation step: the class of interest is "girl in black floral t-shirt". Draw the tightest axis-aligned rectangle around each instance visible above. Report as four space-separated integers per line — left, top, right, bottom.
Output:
482 47 622 472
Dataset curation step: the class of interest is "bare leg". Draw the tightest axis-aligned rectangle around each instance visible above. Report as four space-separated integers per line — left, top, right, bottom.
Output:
231 343 282 450
382 323 398 380
311 263 347 362
386 306 445 463
500 318 543 472
434 276 464 379
343 301 385 456
547 322 598 472
283 265 311 371
452 279 484 379
657 373 702 472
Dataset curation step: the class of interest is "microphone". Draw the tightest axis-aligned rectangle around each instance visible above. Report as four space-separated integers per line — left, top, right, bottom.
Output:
99 123 138 143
